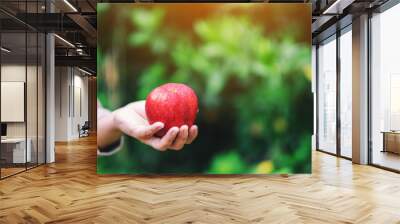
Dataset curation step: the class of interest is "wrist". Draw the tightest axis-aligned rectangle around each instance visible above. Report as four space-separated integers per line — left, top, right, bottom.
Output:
97 109 123 149
111 110 123 135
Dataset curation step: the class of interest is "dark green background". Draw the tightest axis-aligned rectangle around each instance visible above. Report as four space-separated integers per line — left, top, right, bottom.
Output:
97 3 312 174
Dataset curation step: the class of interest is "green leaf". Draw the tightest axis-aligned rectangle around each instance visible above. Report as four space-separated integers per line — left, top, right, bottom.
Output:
137 63 166 99
97 3 109 14
131 8 164 31
207 151 247 174
128 32 151 46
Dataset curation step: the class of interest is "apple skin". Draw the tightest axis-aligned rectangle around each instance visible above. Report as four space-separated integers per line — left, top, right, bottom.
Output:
145 83 198 137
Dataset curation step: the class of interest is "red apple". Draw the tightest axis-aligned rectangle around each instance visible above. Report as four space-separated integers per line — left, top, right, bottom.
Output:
145 83 198 137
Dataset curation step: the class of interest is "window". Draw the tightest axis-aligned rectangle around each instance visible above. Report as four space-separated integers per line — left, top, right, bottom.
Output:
371 3 400 171
317 36 337 154
339 28 352 158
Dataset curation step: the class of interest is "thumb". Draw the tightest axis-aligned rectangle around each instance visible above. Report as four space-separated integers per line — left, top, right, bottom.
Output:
135 122 164 139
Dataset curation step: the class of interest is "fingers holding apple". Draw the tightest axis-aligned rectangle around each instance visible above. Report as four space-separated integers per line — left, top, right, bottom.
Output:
187 125 198 144
114 92 199 151
171 125 198 149
134 122 164 139
151 127 180 151
169 125 189 150
143 124 198 151
142 83 199 151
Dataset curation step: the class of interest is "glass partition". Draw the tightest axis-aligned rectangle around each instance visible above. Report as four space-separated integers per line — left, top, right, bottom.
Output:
1 30 28 177
0 2 46 179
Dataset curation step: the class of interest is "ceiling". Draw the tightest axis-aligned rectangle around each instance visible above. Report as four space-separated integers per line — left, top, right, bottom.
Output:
1 0 97 73
0 0 393 74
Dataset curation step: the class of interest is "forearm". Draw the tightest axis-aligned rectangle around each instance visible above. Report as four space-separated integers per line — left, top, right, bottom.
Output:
97 112 122 149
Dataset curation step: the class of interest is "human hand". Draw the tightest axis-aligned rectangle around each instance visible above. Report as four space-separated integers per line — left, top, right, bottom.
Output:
112 101 198 151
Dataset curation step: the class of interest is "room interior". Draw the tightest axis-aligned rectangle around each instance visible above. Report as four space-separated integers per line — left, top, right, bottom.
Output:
0 0 96 179
314 0 400 171
0 30 46 177
370 6 400 171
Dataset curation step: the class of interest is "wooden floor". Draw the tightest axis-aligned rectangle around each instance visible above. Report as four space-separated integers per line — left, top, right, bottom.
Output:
1 163 43 178
373 150 400 171
1 135 400 223
1 167 26 178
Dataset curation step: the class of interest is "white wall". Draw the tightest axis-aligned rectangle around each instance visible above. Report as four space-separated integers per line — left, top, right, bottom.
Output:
1 65 36 138
1 63 46 164
1 65 26 129
72 73 89 138
1 82 25 122
55 67 69 141
55 67 89 141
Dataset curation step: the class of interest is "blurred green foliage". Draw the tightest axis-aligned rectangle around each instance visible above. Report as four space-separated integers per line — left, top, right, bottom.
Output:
97 4 312 174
